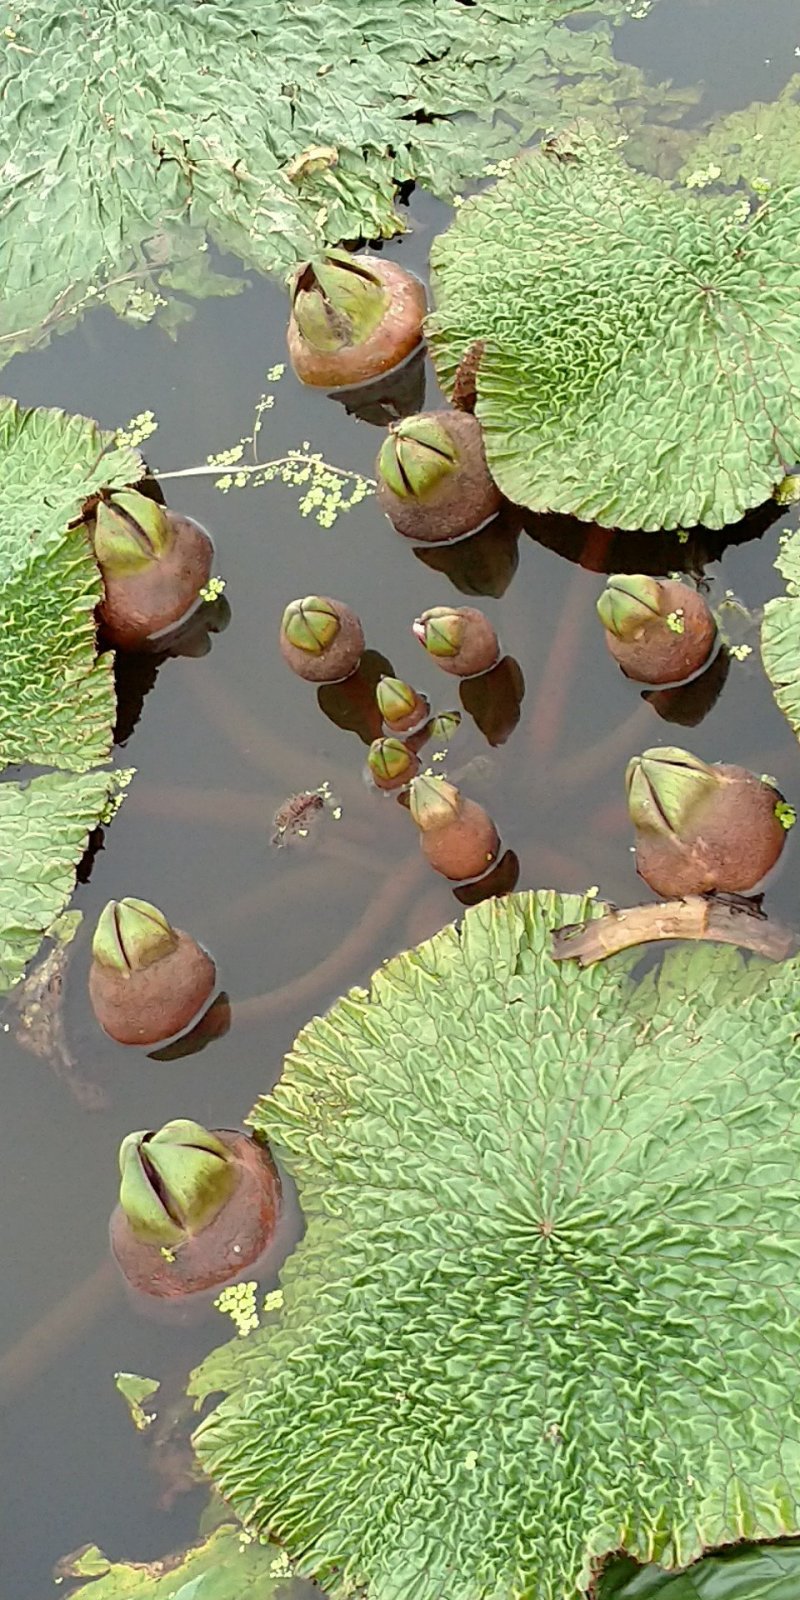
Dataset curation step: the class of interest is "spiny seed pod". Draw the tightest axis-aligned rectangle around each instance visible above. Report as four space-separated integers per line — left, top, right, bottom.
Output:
109 1120 281 1299
367 737 420 792
280 596 364 683
409 774 499 881
413 605 499 678
626 746 789 897
87 487 213 652
376 675 429 735
89 898 216 1046
287 250 426 389
597 575 717 686
376 411 501 543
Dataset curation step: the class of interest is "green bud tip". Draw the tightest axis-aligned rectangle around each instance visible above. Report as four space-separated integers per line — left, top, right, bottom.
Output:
92 898 177 973
409 774 461 831
376 676 418 722
291 250 388 353
413 606 463 657
93 489 171 575
775 473 800 507
282 596 340 654
368 737 414 783
597 574 662 639
378 415 457 500
625 746 719 837
118 1120 235 1247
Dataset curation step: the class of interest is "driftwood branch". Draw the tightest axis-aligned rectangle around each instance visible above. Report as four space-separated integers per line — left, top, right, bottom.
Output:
553 896 800 968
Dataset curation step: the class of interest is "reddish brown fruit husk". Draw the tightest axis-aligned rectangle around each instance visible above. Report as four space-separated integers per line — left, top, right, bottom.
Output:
99 513 213 652
420 797 500 881
634 765 787 897
280 598 365 683
288 258 427 389
414 605 500 677
110 1132 281 1298
89 929 216 1046
377 411 501 543
604 579 717 686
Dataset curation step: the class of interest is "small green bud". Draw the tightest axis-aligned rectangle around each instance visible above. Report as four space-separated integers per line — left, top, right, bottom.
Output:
597 575 662 639
291 250 388 353
368 737 415 784
118 1120 235 1246
413 606 463 658
775 472 800 507
376 676 418 723
282 596 340 654
93 490 172 575
378 416 457 500
409 774 461 831
92 898 177 973
626 746 719 837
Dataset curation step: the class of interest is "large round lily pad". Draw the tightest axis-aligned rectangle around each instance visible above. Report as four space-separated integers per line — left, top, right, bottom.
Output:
428 127 800 532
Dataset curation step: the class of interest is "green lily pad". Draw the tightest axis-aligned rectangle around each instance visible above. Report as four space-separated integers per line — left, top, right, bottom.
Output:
428 126 800 531
680 76 800 192
192 889 800 1599
0 771 117 994
1 0 675 361
597 1543 800 1598
56 1523 299 1596
760 521 800 743
0 398 142 993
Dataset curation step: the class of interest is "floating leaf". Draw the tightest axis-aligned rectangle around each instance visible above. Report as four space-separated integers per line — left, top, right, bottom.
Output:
680 76 800 192
114 1372 161 1432
597 1543 800 1598
0 772 116 994
1 1 673 361
56 1524 300 1596
429 127 800 531
761 522 800 743
0 400 142 992
193 889 800 1598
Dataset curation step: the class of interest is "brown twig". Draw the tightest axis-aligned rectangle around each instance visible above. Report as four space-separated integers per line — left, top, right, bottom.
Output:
233 852 425 1025
553 897 800 968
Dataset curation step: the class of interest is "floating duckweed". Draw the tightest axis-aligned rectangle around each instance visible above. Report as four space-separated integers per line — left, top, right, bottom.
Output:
666 610 685 635
199 575 226 602
114 409 158 450
775 800 797 830
263 1288 285 1313
214 1281 260 1336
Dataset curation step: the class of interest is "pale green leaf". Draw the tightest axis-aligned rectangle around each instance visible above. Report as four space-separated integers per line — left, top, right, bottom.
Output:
0 0 673 361
0 771 114 993
598 1544 800 1598
761 521 800 742
428 127 800 531
56 1524 298 1597
680 77 800 192
0 398 142 989
193 889 800 1599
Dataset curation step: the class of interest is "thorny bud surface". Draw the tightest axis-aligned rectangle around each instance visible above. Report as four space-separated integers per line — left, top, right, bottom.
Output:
597 575 662 639
281 596 340 655
93 489 172 575
368 737 416 785
413 606 463 658
626 747 720 838
378 416 458 501
92 898 177 973
291 251 389 353
118 1120 235 1247
409 774 462 831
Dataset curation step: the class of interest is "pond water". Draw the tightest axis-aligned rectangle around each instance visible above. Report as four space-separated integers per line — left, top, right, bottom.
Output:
2 3 800 1595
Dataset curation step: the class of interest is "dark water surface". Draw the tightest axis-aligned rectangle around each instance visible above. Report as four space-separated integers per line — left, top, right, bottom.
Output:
3 3 800 1594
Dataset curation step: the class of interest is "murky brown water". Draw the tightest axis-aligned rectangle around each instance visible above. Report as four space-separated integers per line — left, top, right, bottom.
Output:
2 3 800 1593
